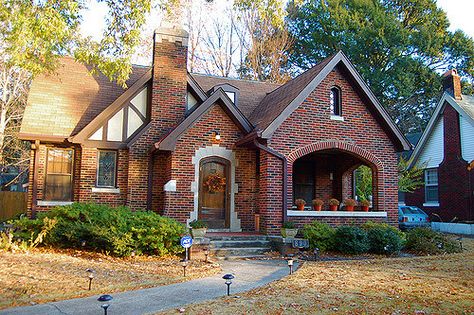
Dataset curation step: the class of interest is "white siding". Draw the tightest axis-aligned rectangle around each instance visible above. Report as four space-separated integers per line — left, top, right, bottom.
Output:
460 114 474 162
418 117 444 168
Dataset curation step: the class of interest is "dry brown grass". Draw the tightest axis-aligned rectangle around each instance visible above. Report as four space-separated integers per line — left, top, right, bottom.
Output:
0 248 220 309
175 238 474 315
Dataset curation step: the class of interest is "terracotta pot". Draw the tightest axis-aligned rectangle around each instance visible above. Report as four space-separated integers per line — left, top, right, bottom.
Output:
329 205 338 211
346 205 355 211
361 206 369 212
297 204 305 211
313 204 322 211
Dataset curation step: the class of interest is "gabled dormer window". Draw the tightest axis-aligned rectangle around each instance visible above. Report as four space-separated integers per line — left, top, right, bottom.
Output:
330 86 342 116
187 91 198 112
212 83 239 107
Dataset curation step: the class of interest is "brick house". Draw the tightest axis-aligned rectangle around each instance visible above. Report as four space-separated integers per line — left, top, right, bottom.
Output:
405 70 474 222
20 27 410 234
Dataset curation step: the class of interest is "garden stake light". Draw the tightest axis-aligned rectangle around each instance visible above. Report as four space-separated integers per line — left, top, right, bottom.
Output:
204 248 209 263
456 237 463 250
287 254 294 275
181 259 188 277
86 268 94 290
222 274 234 296
98 294 113 315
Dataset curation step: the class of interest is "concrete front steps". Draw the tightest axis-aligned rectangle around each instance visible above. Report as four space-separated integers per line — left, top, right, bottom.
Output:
208 234 273 259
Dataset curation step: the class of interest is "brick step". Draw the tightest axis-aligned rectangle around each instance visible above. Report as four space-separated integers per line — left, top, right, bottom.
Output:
210 247 271 257
210 240 271 249
207 235 269 242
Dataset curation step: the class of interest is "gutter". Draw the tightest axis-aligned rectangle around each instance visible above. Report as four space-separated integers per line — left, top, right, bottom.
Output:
252 139 288 223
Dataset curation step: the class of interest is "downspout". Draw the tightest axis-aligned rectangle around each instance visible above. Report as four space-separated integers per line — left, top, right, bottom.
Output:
253 139 288 223
31 140 40 218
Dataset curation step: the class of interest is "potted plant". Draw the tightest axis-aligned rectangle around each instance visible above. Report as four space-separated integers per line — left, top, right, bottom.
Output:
312 199 324 211
295 198 306 211
360 199 370 212
328 198 340 211
189 219 208 238
344 198 357 211
281 221 298 238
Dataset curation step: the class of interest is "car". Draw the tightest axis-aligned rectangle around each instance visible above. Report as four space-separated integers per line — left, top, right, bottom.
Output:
398 205 430 230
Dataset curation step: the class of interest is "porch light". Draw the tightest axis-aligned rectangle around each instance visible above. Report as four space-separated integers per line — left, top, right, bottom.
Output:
97 294 113 315
223 274 235 296
86 268 95 290
181 259 188 277
287 254 294 275
214 130 221 140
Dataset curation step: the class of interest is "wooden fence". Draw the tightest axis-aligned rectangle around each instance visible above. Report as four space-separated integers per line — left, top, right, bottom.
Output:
0 191 27 221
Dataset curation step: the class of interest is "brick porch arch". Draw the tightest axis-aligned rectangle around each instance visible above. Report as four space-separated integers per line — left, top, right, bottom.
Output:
287 141 385 211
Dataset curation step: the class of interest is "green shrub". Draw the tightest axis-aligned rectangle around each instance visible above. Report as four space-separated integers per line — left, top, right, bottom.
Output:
405 227 462 255
334 226 369 254
362 221 405 254
302 221 336 252
8 203 186 257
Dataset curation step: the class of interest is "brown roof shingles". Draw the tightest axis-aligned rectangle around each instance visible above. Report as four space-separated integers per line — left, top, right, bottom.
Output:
191 74 281 118
248 54 335 130
20 57 150 139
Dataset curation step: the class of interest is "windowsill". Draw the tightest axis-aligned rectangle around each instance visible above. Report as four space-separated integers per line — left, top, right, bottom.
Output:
423 202 439 207
287 210 387 217
330 115 344 121
92 187 120 194
37 201 73 207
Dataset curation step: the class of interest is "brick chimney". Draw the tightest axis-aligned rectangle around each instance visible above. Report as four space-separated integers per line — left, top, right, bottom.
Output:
152 26 189 135
442 69 462 100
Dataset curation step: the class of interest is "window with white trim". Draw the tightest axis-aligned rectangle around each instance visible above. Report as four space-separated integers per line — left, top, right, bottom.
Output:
45 148 73 201
424 168 438 203
96 150 117 188
330 86 342 116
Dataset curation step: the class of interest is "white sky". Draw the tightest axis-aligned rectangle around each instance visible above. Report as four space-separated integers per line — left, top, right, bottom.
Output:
80 0 474 47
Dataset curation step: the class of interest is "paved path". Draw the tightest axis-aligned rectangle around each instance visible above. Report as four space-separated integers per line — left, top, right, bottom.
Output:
1 259 293 315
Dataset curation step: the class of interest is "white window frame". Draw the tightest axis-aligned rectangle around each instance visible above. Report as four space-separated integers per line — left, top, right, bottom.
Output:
424 168 439 206
96 150 118 189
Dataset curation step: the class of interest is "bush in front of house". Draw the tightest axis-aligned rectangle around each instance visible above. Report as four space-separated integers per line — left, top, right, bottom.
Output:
334 225 369 254
362 221 405 255
405 227 462 255
8 203 186 257
302 221 336 252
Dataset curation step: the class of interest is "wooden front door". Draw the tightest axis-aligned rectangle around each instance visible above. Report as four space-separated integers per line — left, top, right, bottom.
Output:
199 157 230 229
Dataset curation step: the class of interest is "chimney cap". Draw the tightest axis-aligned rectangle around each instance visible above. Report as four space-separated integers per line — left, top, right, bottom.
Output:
154 25 189 46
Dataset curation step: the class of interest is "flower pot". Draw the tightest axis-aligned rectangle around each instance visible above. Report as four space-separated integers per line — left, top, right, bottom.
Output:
313 205 322 211
345 205 355 211
191 228 207 238
329 205 338 211
361 206 369 212
281 228 298 238
297 204 305 211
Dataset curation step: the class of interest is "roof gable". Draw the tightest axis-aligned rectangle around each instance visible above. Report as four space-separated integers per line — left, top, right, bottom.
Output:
410 92 474 167
155 89 253 151
249 51 411 151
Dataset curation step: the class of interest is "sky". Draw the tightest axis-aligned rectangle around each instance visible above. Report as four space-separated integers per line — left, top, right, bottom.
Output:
81 0 474 39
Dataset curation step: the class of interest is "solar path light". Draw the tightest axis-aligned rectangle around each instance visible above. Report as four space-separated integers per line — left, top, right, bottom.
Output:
222 274 235 296
86 268 94 290
287 254 294 275
204 248 210 263
181 259 188 277
97 294 113 315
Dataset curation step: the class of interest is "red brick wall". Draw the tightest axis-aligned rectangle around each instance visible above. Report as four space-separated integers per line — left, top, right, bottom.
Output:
406 103 473 221
260 66 399 233
158 103 258 230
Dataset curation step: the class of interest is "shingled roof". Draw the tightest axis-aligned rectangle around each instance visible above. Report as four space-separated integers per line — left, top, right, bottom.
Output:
20 57 150 141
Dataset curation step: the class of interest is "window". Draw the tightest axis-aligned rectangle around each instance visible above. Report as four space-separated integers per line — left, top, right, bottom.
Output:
330 87 342 116
424 168 438 203
97 150 117 188
293 161 315 206
45 148 73 201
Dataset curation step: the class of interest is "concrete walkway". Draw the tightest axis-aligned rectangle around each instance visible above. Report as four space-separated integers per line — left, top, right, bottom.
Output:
1 259 293 315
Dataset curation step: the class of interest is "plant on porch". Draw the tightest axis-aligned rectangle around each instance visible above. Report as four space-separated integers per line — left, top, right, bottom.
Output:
281 221 299 238
295 198 306 210
189 220 208 238
312 199 324 211
344 198 357 211
328 198 340 211
360 199 370 212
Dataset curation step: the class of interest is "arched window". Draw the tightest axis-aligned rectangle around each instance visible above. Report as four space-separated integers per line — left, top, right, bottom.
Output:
330 87 342 116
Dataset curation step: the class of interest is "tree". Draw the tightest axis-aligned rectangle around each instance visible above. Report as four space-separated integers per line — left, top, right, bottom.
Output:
398 156 425 193
235 0 293 83
287 0 474 133
0 0 175 188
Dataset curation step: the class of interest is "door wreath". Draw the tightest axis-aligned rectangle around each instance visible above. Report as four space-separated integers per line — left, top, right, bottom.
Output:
203 173 226 193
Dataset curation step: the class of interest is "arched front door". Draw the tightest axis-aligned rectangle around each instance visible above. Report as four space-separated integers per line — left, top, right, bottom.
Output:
199 157 230 229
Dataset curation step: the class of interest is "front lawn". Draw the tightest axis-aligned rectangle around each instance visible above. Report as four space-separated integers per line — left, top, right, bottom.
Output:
0 248 220 309
178 237 474 314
